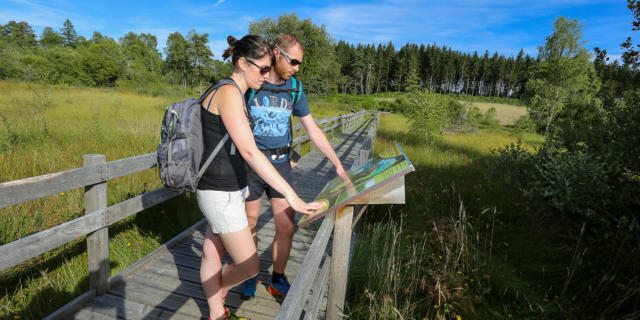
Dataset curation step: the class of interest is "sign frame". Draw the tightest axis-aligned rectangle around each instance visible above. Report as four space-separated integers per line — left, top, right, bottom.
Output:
298 144 414 228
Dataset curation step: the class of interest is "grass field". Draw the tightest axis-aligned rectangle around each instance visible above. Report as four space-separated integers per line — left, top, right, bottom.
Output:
464 101 528 125
1 80 547 319
0 80 352 319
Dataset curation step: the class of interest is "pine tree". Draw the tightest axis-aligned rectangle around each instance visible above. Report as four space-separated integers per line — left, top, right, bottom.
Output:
61 19 77 48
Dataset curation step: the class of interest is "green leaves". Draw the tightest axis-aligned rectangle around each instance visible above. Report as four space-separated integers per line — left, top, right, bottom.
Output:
401 91 449 144
526 17 601 139
249 13 340 95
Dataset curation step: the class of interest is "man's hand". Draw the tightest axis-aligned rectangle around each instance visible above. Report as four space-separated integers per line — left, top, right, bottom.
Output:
336 167 356 196
336 167 348 180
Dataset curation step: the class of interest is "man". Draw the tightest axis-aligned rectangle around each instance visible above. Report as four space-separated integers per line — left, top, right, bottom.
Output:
241 34 348 300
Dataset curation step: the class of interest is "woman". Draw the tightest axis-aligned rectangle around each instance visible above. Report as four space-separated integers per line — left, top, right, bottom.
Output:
196 35 322 320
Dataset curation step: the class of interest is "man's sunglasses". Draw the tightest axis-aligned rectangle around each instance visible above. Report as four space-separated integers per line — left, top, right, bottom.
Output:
245 58 271 75
275 44 301 66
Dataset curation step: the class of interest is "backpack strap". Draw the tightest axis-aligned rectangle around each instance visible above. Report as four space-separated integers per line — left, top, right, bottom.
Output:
288 77 303 150
291 77 301 107
197 78 249 179
247 89 256 106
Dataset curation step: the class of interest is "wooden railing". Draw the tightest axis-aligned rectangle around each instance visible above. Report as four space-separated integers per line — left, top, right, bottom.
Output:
0 110 369 318
277 112 380 320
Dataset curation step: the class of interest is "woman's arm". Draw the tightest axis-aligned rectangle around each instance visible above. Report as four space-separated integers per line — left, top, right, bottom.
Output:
212 85 321 214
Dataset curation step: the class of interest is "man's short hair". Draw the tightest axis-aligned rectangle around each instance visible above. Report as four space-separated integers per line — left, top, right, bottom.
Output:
273 34 304 52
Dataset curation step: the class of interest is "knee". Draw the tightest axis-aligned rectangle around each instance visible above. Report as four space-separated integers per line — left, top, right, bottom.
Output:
275 219 295 238
202 241 222 261
247 215 258 230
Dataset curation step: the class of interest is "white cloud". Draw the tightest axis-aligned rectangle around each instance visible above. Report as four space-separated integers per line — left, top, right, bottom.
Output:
310 0 624 57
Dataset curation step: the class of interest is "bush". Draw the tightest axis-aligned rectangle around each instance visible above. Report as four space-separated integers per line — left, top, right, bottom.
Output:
479 107 500 127
485 141 537 190
487 141 639 233
513 114 536 132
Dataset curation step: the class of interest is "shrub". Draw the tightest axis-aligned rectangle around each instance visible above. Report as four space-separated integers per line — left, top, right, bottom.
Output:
479 107 500 127
513 114 536 132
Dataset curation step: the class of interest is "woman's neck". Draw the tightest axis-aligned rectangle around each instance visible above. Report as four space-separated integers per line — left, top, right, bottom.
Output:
229 73 248 93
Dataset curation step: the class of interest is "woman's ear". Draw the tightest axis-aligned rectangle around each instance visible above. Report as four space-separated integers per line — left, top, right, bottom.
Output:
237 57 248 73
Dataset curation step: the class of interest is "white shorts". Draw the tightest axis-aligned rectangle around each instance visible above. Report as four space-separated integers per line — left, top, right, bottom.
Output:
196 187 248 234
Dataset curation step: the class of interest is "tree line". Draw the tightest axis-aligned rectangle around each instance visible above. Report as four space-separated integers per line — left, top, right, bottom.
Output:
0 14 537 98
1 13 639 101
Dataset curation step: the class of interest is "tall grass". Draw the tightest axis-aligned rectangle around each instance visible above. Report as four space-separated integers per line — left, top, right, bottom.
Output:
0 81 358 319
0 81 197 319
346 112 545 319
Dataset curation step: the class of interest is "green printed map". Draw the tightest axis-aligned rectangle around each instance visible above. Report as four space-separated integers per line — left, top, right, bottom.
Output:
298 144 414 227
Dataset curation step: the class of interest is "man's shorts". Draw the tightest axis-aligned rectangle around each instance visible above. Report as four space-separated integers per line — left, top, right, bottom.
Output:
246 160 293 201
196 187 248 234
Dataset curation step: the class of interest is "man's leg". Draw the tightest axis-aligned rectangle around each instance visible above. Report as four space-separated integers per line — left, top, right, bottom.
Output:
270 197 295 275
245 198 262 246
241 171 266 300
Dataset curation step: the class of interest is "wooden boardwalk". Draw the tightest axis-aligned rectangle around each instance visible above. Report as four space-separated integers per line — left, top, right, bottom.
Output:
65 118 375 320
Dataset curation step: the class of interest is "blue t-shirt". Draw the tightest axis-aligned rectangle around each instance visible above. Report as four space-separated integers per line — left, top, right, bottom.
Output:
246 78 310 162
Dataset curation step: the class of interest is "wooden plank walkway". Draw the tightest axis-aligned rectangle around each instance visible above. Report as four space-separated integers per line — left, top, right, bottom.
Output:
65 118 375 320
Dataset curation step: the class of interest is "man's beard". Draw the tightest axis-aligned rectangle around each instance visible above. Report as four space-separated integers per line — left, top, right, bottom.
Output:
276 63 290 80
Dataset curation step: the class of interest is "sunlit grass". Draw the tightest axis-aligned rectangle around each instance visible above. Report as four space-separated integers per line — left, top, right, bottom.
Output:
0 81 356 319
0 81 197 319
464 101 528 125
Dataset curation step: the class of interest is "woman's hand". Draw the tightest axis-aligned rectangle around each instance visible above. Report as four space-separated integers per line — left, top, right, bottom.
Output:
286 195 324 215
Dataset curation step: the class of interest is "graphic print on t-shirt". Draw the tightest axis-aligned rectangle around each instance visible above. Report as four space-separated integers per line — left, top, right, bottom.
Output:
250 94 292 137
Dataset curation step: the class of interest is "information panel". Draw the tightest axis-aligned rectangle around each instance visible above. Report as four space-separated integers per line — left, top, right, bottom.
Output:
298 144 414 228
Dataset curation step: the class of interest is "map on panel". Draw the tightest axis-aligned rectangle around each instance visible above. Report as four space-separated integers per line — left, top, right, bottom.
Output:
297 144 414 228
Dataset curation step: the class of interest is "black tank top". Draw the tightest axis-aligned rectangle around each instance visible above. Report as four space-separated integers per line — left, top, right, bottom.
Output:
198 87 248 191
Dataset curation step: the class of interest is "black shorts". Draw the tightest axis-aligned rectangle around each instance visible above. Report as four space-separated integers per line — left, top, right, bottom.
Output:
246 160 293 201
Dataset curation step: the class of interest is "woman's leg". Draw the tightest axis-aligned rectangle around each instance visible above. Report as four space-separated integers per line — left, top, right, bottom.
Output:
218 225 259 297
201 226 226 320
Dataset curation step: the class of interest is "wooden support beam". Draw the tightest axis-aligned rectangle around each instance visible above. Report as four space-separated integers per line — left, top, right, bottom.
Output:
84 154 110 296
327 205 354 320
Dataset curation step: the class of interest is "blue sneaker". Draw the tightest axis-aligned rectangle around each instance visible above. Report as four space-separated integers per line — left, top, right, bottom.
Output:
241 276 257 300
267 276 290 297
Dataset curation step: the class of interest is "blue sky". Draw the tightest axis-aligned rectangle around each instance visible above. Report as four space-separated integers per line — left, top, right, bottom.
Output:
0 0 633 61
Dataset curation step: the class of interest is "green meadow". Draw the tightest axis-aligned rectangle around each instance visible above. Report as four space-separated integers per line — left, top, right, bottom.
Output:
0 81 352 319
0 80 548 319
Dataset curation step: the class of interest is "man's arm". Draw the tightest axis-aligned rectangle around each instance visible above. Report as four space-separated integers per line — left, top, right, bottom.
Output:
299 114 347 178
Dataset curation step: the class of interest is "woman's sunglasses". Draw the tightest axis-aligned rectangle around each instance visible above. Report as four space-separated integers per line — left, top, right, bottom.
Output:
274 44 301 66
246 58 271 75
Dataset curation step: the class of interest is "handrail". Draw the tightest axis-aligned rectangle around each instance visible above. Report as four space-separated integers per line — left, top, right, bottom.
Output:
1 109 374 320
276 111 379 319
0 111 366 274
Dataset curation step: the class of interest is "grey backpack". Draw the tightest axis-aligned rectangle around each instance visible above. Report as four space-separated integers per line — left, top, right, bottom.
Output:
157 78 245 192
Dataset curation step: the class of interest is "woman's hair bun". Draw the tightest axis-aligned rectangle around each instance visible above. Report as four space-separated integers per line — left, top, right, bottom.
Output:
223 34 271 65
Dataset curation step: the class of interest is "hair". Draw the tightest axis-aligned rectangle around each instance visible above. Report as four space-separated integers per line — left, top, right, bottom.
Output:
273 34 305 52
222 35 272 66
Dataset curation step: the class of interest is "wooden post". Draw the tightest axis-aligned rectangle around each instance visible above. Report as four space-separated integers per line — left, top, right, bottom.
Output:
327 205 354 320
330 118 335 140
295 128 301 155
84 154 109 296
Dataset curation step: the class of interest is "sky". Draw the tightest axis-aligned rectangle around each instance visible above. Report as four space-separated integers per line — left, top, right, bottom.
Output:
0 0 633 61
